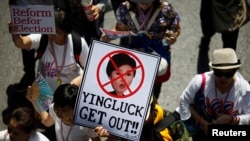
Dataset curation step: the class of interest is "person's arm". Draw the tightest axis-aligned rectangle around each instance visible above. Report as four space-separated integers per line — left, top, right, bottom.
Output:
164 24 180 46
189 105 210 135
83 126 105 141
163 5 181 46
11 34 32 50
94 126 110 137
70 74 83 87
101 22 128 42
8 22 32 50
96 0 108 12
101 1 128 42
115 22 128 31
82 0 107 21
212 113 235 125
235 91 250 125
178 75 202 120
26 83 55 127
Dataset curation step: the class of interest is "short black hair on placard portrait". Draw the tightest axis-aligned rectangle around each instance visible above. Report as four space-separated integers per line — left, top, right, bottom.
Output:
106 53 136 77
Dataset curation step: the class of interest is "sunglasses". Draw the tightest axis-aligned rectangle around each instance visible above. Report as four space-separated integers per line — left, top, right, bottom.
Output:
213 70 236 78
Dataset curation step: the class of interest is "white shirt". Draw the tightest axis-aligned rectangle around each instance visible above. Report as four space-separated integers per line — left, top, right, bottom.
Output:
49 104 98 141
29 34 89 92
0 130 49 141
177 71 250 125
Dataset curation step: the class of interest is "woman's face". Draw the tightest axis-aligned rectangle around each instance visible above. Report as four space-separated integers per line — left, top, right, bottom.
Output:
8 119 31 141
109 64 135 96
214 69 236 87
137 2 153 11
54 105 74 126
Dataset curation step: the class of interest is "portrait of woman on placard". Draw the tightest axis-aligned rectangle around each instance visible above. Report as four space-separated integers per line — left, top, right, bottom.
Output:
106 53 137 97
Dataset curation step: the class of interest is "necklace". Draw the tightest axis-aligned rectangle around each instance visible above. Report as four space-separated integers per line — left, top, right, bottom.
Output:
61 121 74 141
49 38 68 86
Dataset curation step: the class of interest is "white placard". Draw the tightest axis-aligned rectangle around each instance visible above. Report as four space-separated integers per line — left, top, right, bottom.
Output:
10 5 55 34
73 40 160 140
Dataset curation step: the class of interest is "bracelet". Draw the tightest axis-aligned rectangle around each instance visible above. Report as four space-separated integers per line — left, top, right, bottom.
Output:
196 116 203 125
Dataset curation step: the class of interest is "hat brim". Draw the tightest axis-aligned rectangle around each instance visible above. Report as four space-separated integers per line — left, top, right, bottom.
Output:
209 62 241 70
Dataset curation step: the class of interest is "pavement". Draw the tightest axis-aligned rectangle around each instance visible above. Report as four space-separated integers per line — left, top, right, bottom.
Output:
1 0 250 140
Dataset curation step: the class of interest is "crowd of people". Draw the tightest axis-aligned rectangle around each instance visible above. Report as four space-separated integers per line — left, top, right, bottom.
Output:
2 0 250 141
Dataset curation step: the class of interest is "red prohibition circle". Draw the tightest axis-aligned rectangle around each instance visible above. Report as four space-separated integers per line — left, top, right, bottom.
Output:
97 50 145 98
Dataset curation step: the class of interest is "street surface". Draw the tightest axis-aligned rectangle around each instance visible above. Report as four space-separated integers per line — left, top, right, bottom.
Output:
0 1 250 140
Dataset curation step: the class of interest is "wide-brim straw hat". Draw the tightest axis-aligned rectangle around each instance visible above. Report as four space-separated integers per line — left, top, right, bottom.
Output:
130 0 154 3
209 48 241 70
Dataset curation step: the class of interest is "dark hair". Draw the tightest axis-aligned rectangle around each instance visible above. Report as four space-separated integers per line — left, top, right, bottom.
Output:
53 84 78 108
10 107 41 134
106 53 137 77
54 8 71 33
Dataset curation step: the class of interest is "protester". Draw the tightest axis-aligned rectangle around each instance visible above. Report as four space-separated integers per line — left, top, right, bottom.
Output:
197 0 241 74
26 83 101 141
7 0 55 93
7 0 106 93
101 0 181 99
177 48 250 140
0 107 49 141
70 0 108 45
7 2 67 140
8 7 89 140
8 8 88 93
